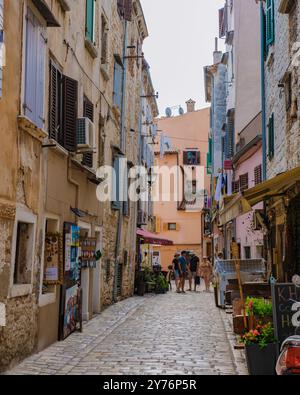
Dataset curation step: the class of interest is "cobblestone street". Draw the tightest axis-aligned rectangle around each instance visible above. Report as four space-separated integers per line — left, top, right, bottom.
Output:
6 287 247 376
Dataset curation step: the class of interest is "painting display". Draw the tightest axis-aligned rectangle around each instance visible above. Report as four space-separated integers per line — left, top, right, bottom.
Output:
62 284 81 339
80 237 97 268
44 233 63 284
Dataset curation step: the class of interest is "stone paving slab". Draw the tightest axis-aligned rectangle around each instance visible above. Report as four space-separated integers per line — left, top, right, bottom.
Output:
5 286 247 375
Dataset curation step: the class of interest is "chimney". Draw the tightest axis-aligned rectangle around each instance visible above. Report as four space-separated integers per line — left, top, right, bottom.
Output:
213 37 222 64
186 99 196 113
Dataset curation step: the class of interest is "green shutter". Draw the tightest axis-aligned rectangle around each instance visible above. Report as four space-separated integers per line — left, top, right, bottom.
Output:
268 113 275 160
266 0 274 47
86 0 94 43
206 138 212 175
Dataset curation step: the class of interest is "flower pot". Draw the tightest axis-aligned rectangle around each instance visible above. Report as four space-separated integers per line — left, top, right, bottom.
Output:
245 343 278 375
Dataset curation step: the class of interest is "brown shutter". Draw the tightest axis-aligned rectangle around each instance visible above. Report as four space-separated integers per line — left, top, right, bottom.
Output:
62 75 78 152
82 96 94 168
254 165 262 185
49 62 61 141
117 0 125 17
232 180 240 194
239 173 249 191
196 151 201 165
124 0 133 21
183 151 188 165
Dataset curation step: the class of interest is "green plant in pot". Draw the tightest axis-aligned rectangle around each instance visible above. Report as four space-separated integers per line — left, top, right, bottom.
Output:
155 273 169 294
240 323 278 376
245 297 273 329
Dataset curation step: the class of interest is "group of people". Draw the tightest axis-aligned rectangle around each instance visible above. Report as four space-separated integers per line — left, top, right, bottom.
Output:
170 251 213 294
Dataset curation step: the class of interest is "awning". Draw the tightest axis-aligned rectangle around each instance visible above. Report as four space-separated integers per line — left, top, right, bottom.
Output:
243 165 300 206
219 193 252 225
137 229 173 246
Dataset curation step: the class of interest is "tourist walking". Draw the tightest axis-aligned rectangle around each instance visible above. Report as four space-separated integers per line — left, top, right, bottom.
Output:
172 253 181 292
200 256 213 292
178 251 188 293
189 253 200 291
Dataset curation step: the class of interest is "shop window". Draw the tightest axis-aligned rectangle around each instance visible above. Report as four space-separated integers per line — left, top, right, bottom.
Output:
183 150 201 166
14 222 34 285
42 218 60 295
244 246 251 260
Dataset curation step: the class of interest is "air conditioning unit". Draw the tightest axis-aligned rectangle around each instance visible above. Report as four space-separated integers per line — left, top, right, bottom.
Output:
76 117 95 152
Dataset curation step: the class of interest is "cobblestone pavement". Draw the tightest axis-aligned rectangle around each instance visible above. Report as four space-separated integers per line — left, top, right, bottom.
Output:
6 286 247 375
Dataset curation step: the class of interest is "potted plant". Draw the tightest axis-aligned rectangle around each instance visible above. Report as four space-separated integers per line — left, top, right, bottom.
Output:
240 323 278 375
155 273 169 294
245 297 273 330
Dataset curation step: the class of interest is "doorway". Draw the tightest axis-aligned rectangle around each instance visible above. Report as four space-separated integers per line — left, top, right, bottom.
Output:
287 194 300 280
93 227 102 314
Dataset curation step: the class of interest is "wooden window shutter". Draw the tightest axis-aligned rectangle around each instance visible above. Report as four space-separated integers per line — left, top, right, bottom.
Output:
219 8 225 38
268 113 275 159
254 165 262 185
49 62 59 140
117 0 125 17
62 75 78 152
239 173 249 192
36 27 46 129
183 151 188 165
124 0 133 21
176 223 181 231
86 0 94 43
82 96 94 168
155 216 161 233
24 8 38 123
266 0 275 46
232 180 239 194
163 223 168 232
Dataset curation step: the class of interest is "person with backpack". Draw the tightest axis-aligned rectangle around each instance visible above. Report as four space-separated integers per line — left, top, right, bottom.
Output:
188 253 200 292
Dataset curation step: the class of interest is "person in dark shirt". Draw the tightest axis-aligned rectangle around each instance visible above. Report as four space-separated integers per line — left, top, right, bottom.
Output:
178 251 187 293
172 253 181 293
189 254 200 291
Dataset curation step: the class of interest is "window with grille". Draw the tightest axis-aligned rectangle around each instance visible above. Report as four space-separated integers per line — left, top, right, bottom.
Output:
239 173 249 191
232 180 240 194
254 165 262 185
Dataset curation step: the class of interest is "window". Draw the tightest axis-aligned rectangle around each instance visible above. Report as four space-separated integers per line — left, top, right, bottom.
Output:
14 222 34 285
183 150 201 166
123 164 131 216
86 0 95 44
117 0 133 21
225 115 235 159
254 165 262 185
112 155 126 210
244 246 251 260
266 0 275 46
268 113 275 160
168 223 177 231
239 173 249 191
232 180 240 194
105 259 110 282
24 7 46 129
284 73 292 111
82 96 94 168
113 57 123 110
49 61 78 151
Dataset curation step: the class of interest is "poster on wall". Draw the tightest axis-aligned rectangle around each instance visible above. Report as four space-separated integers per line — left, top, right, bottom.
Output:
44 233 63 284
80 238 97 269
64 223 80 282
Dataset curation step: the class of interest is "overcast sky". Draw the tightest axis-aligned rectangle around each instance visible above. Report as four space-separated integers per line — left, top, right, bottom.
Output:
140 0 225 117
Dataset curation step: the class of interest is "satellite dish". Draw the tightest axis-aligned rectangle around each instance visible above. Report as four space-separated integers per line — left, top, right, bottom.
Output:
165 107 172 118
179 106 184 116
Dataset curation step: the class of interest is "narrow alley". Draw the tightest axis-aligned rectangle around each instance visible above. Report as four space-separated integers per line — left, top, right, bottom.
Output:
5 288 247 376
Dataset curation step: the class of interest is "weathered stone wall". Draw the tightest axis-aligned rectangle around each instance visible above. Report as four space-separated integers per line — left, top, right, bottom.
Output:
264 0 300 179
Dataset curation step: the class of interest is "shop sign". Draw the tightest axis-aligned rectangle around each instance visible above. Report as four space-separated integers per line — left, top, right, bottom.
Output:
44 233 63 284
79 238 97 269
271 283 300 345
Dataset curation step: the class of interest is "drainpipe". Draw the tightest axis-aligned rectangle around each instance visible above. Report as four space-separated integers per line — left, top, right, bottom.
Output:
114 20 128 302
260 2 267 181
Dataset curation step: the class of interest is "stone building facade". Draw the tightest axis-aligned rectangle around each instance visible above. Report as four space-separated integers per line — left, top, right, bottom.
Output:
0 0 151 372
